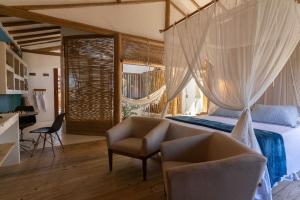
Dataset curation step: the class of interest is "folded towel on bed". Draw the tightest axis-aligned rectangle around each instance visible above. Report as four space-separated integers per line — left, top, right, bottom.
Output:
167 116 287 186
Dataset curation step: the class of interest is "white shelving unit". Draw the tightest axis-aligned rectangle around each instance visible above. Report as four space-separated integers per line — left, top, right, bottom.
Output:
0 113 20 167
0 41 28 94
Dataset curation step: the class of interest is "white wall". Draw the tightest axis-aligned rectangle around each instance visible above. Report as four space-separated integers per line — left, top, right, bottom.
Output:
182 79 203 115
36 2 165 40
123 64 154 74
23 52 60 122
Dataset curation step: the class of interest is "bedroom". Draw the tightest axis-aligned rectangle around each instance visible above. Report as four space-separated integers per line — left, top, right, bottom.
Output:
0 0 300 200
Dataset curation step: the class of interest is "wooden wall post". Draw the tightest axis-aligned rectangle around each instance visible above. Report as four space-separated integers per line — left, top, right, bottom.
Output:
202 95 209 113
165 0 180 115
114 33 122 124
165 0 171 28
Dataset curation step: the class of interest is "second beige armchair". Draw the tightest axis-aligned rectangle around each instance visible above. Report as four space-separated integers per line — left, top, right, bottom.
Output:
106 116 170 180
161 132 267 200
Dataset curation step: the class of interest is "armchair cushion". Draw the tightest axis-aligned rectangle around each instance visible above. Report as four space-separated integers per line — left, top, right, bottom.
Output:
161 134 212 163
131 117 167 138
110 138 143 156
163 161 192 170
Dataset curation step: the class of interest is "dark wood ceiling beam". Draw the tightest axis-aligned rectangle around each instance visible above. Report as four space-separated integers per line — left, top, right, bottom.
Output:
170 1 187 16
122 34 163 47
12 0 164 10
21 40 61 47
21 48 61 56
0 4 114 36
18 36 61 45
14 31 61 40
34 45 61 52
2 20 41 27
161 0 217 32
190 0 200 9
9 26 60 34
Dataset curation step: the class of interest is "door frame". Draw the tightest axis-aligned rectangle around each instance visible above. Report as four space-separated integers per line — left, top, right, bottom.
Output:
53 68 59 118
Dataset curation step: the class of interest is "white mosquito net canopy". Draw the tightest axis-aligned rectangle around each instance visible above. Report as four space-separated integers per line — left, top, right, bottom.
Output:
162 0 300 199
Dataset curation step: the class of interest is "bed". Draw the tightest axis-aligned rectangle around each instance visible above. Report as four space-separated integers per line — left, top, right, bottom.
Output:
167 115 300 186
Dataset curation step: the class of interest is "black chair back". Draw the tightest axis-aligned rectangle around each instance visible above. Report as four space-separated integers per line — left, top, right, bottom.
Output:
15 106 37 125
50 113 65 132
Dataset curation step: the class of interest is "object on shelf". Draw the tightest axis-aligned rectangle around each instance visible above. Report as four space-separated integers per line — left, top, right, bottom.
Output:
33 89 47 112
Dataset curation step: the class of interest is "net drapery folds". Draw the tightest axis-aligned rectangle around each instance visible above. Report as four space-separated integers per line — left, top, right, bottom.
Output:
258 43 300 107
122 37 164 67
64 36 114 135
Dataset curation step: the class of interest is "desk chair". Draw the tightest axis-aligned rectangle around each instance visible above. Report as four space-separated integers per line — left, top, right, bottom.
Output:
15 106 36 152
31 113 65 157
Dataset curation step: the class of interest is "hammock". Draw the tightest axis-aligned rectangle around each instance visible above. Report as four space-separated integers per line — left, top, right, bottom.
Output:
122 85 166 106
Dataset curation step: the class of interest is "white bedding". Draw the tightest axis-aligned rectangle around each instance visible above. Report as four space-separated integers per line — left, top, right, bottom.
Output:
168 115 300 176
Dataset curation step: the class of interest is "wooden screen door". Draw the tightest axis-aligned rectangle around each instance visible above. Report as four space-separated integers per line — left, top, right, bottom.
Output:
63 35 115 136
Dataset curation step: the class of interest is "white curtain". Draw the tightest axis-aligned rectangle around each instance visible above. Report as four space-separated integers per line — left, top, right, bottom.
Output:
122 85 166 106
259 42 300 107
166 0 300 199
161 27 192 116
297 3 300 19
182 0 300 146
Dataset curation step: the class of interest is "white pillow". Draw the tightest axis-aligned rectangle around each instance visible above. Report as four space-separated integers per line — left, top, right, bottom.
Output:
252 104 298 127
210 107 242 119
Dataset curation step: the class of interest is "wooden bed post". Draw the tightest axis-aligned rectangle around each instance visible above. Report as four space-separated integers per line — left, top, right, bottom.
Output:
114 33 122 125
165 0 171 28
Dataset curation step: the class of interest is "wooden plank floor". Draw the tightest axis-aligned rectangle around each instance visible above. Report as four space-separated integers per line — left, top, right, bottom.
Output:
0 140 298 200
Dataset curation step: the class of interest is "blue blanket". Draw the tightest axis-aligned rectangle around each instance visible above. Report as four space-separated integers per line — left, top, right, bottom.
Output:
167 116 287 186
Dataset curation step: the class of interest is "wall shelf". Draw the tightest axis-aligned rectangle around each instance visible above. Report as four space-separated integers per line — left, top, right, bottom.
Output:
0 41 28 94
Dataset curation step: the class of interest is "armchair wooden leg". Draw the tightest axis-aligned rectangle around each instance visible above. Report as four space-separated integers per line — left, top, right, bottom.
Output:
142 158 147 181
108 149 113 172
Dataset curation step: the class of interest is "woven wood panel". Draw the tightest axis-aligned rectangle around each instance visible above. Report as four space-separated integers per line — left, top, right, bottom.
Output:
122 37 164 67
64 36 114 135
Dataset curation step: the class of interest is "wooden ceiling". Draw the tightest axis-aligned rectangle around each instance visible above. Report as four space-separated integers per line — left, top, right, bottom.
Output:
0 0 210 55
0 15 61 54
6 0 201 15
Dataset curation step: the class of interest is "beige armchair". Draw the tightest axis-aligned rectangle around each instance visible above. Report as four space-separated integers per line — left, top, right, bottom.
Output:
161 132 266 200
106 116 170 180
